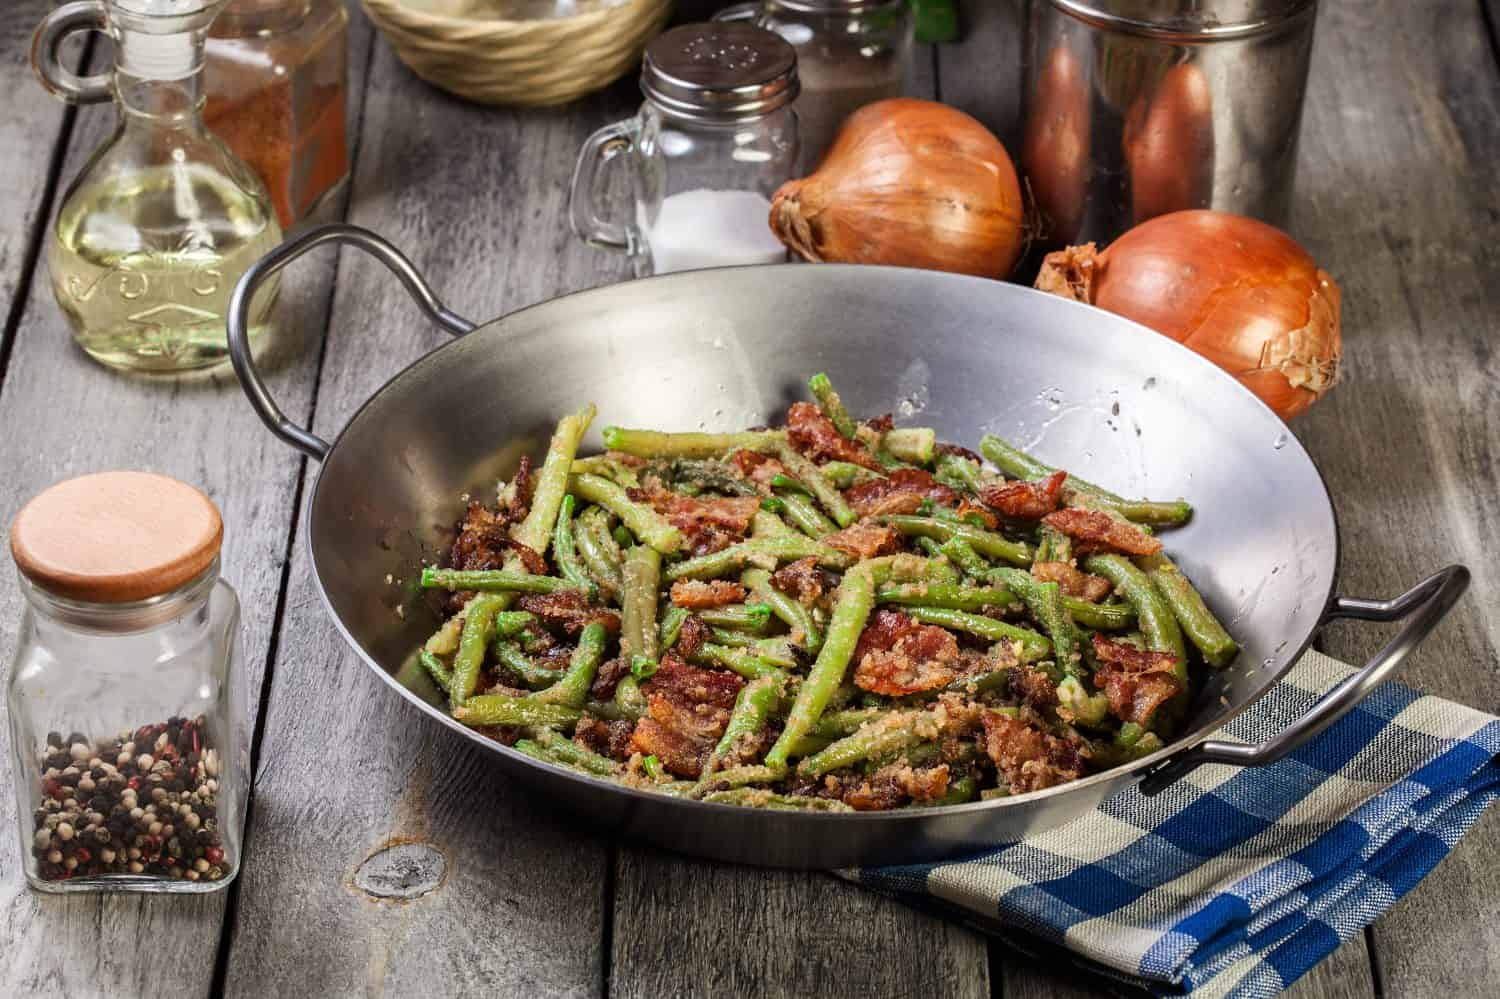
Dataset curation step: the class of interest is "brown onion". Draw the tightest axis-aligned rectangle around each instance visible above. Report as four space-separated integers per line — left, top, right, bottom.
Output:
770 98 1026 279
1036 210 1342 419
1124 63 1214 224
1023 45 1091 244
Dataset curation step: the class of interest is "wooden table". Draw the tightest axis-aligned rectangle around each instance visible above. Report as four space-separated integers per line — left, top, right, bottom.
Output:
1 2 1496 996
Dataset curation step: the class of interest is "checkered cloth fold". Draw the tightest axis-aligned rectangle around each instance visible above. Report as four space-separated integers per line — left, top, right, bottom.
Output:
845 650 1500 998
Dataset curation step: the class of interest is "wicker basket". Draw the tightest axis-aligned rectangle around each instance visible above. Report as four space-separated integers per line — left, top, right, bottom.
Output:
361 0 673 107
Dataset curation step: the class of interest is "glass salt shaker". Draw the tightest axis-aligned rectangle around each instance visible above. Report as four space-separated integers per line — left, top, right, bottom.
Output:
569 22 800 277
717 1 914 171
6 472 247 893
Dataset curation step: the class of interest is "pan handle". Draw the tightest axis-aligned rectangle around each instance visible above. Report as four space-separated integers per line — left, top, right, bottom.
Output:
227 224 477 462
1138 565 1470 796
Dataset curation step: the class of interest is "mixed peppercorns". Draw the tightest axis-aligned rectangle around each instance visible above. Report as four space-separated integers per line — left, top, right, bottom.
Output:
30 717 227 883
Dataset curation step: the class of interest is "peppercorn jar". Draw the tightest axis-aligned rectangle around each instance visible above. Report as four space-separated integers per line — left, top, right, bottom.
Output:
6 472 247 893
205 0 350 226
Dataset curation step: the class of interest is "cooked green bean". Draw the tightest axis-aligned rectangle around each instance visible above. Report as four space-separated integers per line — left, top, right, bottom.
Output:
569 474 682 554
533 621 609 708
450 594 507 704
530 729 619 775
453 695 581 729
903 606 1052 662
880 514 1033 567
601 427 785 458
663 534 851 581
742 567 822 653
820 461 879 488
876 582 1020 613
701 789 854 812
776 446 857 529
934 453 984 494
1063 597 1135 631
569 454 640 487
495 642 564 690
913 775 979 807
812 707 885 739
1084 554 1187 666
992 568 1083 677
574 507 624 596
751 508 799 539
939 536 991 578
1139 553 1239 666
511 405 596 555
709 675 784 773
552 495 599 600
799 711 933 777
419 650 452 695
778 491 837 537
862 553 961 586
420 568 579 594
1035 525 1073 564
692 644 787 682
611 675 647 719
808 372 858 438
708 629 800 665
658 605 689 649
764 566 874 771
883 427 936 465
978 434 1192 526
769 473 812 495
621 545 661 661
696 602 773 632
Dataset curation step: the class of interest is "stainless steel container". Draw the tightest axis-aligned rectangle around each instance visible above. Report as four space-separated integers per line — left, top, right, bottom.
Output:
1022 0 1319 246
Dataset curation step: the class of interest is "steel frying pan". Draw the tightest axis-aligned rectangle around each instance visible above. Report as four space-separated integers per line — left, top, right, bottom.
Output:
227 225 1468 869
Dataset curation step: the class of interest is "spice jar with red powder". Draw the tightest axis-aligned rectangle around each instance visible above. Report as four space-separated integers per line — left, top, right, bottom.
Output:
205 0 350 226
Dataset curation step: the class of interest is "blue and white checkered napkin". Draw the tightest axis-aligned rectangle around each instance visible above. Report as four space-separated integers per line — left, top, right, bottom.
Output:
844 650 1500 998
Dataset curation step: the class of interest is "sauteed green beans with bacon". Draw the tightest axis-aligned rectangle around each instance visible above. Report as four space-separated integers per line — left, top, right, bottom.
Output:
415 375 1237 811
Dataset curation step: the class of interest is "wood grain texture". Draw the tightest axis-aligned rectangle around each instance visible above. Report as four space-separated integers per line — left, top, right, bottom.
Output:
1290 0 1500 995
0 8 371 997
218 38 638 999
0 2 77 339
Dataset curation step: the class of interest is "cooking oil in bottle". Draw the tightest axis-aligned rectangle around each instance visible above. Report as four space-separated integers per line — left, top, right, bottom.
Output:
33 0 282 373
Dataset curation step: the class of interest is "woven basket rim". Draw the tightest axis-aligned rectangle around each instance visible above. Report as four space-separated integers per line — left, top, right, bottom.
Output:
360 0 667 32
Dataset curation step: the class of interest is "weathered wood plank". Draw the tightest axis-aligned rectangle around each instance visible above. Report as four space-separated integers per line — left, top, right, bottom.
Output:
0 6 375 995
218 39 637 999
0 2 77 344
1290 1 1500 995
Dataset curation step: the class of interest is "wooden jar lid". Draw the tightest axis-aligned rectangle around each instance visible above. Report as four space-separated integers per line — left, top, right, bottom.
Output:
10 472 223 603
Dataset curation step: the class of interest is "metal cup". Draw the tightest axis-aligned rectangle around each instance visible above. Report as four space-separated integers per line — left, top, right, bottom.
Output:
1022 0 1319 247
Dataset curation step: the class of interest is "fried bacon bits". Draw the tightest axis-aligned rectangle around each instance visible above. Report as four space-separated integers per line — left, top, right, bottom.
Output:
786 402 880 469
839 762 952 811
588 657 630 702
770 557 826 606
730 449 786 490
852 608 919 664
854 623 961 696
449 502 512 572
980 711 1085 793
501 454 534 523
844 468 957 517
631 488 760 557
669 579 747 610
1091 634 1181 725
628 656 744 778
979 470 1067 519
574 717 635 761
674 614 712 660
1041 508 1163 556
517 590 622 635
824 522 902 560
1006 664 1059 710
1031 560 1113 602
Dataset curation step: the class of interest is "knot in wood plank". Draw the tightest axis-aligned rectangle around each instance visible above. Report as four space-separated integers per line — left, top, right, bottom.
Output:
354 842 446 900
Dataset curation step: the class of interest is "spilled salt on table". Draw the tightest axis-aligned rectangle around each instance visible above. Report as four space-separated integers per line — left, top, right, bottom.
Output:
640 189 786 275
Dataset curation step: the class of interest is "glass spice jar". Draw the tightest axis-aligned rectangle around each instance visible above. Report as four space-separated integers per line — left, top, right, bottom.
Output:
204 0 349 226
6 472 247 893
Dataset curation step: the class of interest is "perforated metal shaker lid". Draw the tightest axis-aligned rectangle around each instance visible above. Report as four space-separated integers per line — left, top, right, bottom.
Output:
640 22 799 123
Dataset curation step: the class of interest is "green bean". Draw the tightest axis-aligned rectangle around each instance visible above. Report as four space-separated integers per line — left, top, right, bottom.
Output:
453 695 581 729
764 566 875 771
692 644 788 682
862 553 961 586
808 372 858 439
709 674 784 772
913 536 946 560
419 650 452 695
799 711 933 777
420 568 579 595
820 461 879 488
709 629 799 665
692 764 781 794
903 606 1052 662
778 491 837 537
912 775 979 807
621 545 661 661
495 642 564 690
742 567 822 653
664 534 852 581
530 730 619 776
450 594 507 704
1035 526 1073 564
1139 553 1239 666
884 427 936 465
701 789 854 812
1084 554 1187 666
534 622 609 708
612 525 635 549
934 454 984 494
880 515 1033 567
658 605 689 650
751 508 799 539
947 665 1010 695
546 494 598 600
696 602 772 632
511 405 596 555
993 568 1083 677
776 446 857 529
514 740 599 776
1064 597 1135 631
876 582 1020 613
574 507 624 596
569 454 640 487
978 434 1192 526
939 537 991 578
1056 675 1111 727
812 707 885 739
569 474 682 554
601 427 785 458
657 459 759 497
769 473 812 495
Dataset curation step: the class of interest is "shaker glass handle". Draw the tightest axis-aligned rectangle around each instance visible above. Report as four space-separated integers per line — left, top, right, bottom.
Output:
712 3 762 22
31 1 114 105
568 120 638 254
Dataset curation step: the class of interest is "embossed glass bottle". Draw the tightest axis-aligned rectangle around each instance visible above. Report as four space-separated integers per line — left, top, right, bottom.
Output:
33 0 282 372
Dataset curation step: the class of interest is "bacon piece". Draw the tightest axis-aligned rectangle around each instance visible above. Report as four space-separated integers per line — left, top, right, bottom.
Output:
852 608 920 665
730 449 786 490
517 590 622 635
628 656 744 778
574 717 635 761
824 522 902 560
589 657 630 701
934 442 982 463
669 579 748 610
1091 634 1182 725
449 501 513 572
503 455 534 523
630 488 760 557
854 624 960 695
864 413 895 433
503 540 549 576
1032 560 1113 602
954 498 999 530
674 613 712 660
980 711 1085 794
979 470 1068 520
840 762 951 811
1006 664 1059 710
844 468 956 518
1042 508 1163 556
770 557 826 606
785 401 880 469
